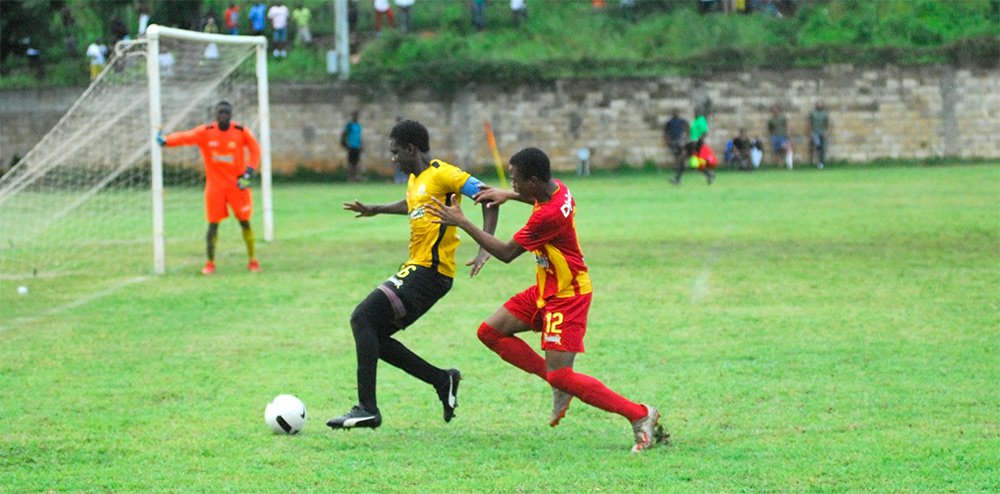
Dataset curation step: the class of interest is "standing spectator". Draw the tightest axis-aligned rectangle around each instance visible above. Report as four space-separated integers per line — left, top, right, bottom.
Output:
224 3 241 35
374 0 396 37
203 13 221 60
395 0 415 33
471 0 487 31
268 1 290 58
86 38 107 81
511 0 528 28
138 5 151 36
60 6 78 55
249 1 267 36
809 101 830 169
341 111 364 182
25 38 43 79
672 108 715 185
424 147 668 453
767 104 793 169
620 0 636 22
663 109 689 171
292 3 313 45
111 16 130 46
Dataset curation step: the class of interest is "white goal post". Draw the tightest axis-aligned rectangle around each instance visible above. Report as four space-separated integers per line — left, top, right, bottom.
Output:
0 25 273 287
145 25 273 274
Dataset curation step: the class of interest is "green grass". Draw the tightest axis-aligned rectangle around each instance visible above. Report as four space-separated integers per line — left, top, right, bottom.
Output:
1 164 998 492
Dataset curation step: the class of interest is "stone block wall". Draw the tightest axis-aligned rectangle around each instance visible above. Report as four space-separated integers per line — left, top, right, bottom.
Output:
2 64 997 176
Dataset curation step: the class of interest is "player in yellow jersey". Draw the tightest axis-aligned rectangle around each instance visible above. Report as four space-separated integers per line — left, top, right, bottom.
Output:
327 120 498 429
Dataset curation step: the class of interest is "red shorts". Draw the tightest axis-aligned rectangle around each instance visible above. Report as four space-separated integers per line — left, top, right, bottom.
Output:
503 286 591 353
205 186 252 223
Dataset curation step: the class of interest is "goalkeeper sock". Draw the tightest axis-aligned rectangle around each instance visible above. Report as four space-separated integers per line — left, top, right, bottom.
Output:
240 222 256 260
477 322 547 379
206 223 219 262
546 367 647 422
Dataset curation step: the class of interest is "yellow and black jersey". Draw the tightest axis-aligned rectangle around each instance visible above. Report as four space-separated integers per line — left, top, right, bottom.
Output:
404 159 473 278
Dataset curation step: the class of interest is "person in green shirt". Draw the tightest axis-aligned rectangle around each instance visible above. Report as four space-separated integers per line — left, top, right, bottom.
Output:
809 101 830 169
292 3 312 46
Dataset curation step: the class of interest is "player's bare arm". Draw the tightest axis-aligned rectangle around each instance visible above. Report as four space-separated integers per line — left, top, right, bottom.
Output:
466 201 499 277
342 199 408 217
473 186 529 207
427 195 525 263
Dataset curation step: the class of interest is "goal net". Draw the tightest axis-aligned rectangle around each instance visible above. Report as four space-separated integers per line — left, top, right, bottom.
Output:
0 25 272 304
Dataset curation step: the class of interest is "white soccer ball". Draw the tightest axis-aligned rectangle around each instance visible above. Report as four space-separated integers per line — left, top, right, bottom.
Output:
17 285 29 295
264 394 307 435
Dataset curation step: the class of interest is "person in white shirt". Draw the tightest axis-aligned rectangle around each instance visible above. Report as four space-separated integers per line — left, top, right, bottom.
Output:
374 0 395 37
86 39 107 80
267 1 291 58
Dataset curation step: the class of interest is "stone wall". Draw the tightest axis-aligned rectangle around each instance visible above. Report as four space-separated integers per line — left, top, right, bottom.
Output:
3 64 998 175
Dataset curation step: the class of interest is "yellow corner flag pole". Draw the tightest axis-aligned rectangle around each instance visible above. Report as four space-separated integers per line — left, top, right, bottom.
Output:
483 121 508 188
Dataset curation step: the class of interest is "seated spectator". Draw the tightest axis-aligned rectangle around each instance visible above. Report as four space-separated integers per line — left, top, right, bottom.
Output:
731 128 752 170
750 136 764 169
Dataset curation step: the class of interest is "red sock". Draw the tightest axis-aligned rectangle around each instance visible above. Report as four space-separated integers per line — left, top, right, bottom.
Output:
477 322 547 379
547 367 646 421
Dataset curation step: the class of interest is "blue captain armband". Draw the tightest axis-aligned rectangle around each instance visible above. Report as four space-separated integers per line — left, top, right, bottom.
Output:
460 176 485 198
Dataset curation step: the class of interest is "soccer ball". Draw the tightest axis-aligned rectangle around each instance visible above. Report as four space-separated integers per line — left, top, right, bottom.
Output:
264 394 307 435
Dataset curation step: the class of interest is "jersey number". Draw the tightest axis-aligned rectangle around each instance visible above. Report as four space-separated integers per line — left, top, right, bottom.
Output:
396 265 417 278
544 312 564 334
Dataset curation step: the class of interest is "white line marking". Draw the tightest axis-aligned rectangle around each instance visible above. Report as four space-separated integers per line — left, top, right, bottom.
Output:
0 275 149 332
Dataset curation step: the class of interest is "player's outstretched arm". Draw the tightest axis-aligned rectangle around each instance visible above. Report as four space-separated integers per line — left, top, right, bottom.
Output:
343 198 407 217
473 185 531 207
427 195 525 263
466 200 499 277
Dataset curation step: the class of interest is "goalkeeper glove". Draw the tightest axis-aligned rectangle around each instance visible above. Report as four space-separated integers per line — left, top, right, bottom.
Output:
156 130 166 146
237 166 254 190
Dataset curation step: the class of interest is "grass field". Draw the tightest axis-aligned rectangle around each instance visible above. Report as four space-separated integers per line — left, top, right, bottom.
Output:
1 164 998 493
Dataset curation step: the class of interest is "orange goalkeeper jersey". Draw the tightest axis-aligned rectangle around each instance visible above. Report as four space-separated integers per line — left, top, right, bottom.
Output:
164 122 260 189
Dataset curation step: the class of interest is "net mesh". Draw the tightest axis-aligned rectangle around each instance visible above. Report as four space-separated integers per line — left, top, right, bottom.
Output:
0 29 262 300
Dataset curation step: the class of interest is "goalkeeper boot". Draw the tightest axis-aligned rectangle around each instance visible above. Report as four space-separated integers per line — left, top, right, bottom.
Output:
630 404 669 453
435 368 461 423
549 388 573 427
247 259 261 273
326 405 382 429
201 261 216 275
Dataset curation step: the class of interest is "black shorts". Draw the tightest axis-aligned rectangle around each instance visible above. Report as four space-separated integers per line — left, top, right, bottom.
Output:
375 264 453 329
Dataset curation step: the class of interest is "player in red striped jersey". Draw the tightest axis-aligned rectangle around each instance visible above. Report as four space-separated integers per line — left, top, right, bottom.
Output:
427 147 668 453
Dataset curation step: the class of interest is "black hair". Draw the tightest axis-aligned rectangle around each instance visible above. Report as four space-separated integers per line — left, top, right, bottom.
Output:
390 119 430 153
509 147 551 182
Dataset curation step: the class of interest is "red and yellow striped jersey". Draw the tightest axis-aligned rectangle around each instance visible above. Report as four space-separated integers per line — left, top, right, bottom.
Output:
164 123 260 189
513 179 592 307
404 159 473 278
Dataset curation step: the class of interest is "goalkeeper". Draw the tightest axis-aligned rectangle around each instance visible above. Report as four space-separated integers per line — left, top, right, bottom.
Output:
158 101 261 275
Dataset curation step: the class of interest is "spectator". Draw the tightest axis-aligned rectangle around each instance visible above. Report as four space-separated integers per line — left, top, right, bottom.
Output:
471 0 487 31
224 3 241 35
374 0 396 37
511 0 528 28
203 13 220 60
249 1 267 36
395 0 415 33
663 109 689 171
268 1 290 58
809 101 830 169
86 38 107 81
111 16 130 46
25 38 43 79
341 111 364 182
138 5 151 36
620 0 636 22
292 3 312 45
699 0 716 15
750 136 764 169
731 128 752 170
577 147 591 177
60 6 78 55
767 104 793 170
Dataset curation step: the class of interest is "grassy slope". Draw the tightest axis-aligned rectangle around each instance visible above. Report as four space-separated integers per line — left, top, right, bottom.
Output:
1 164 998 492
